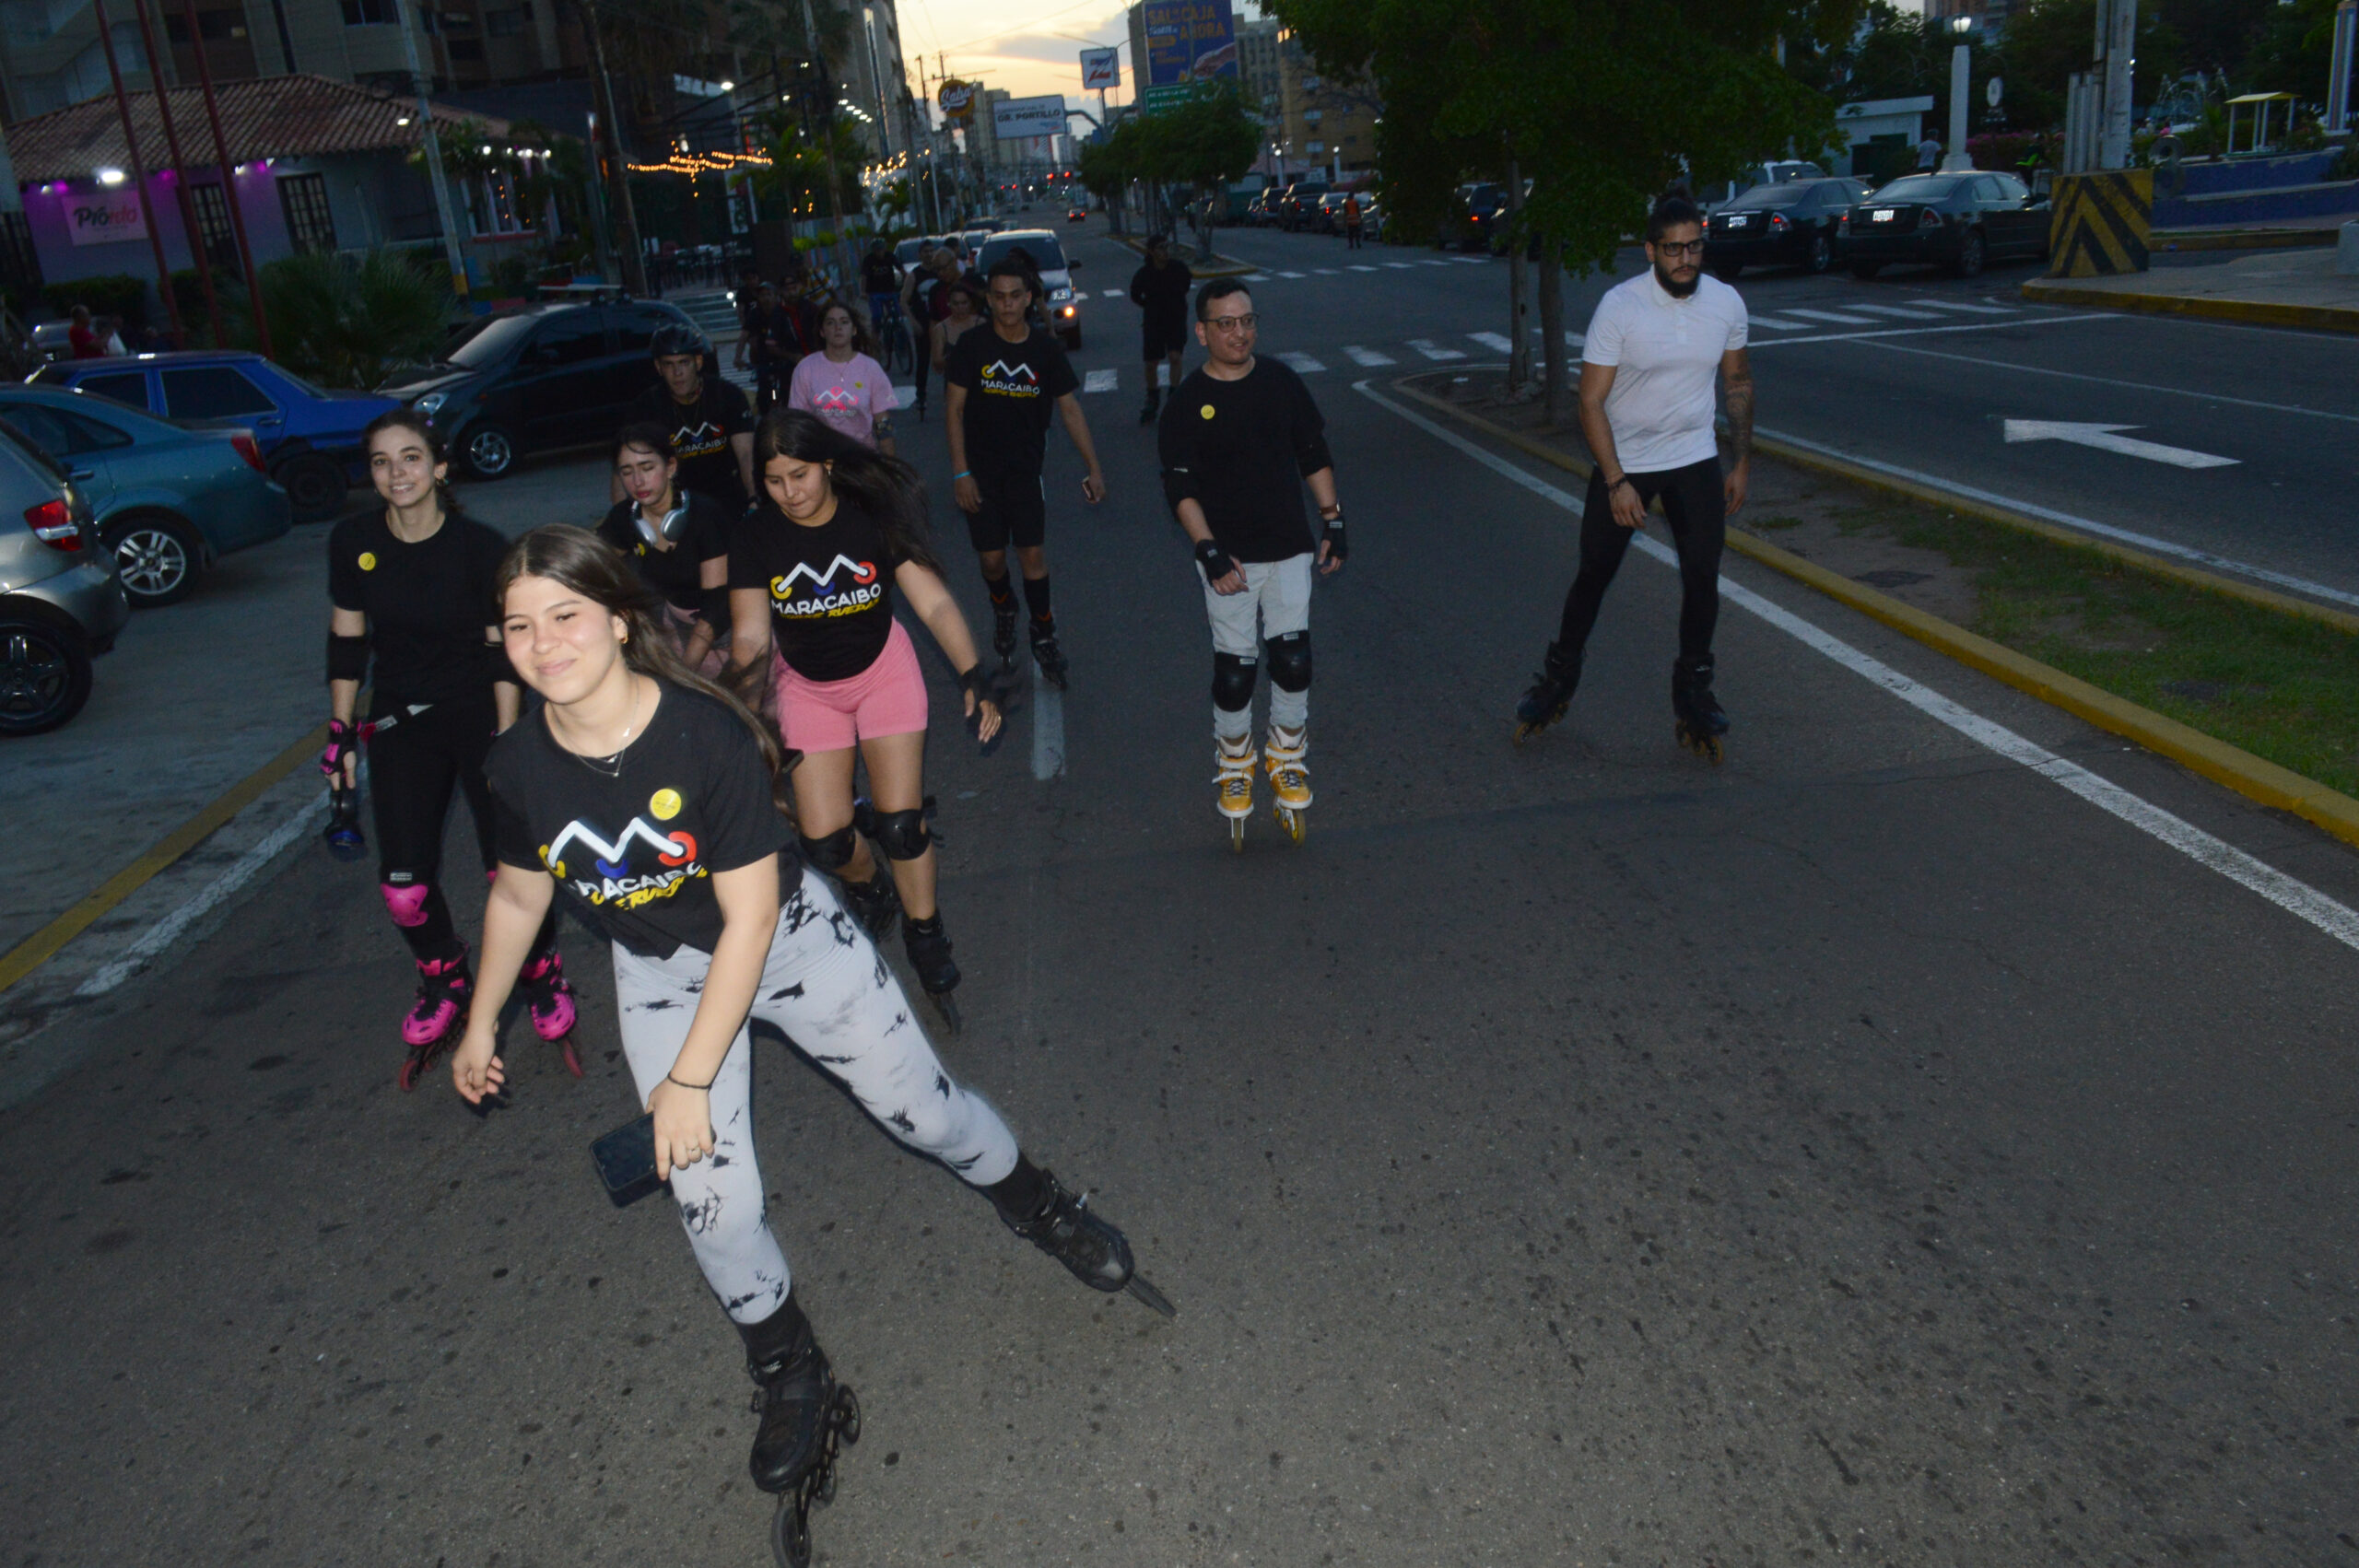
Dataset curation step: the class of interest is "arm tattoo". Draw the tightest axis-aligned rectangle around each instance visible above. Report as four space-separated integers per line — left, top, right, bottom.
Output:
1723 351 1755 462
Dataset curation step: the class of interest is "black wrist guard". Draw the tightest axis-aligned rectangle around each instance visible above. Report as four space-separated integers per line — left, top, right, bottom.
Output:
1193 537 1237 579
1320 509 1347 561
326 631 368 684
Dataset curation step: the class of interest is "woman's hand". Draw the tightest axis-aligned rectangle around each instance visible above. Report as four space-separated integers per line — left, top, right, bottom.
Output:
647 1076 715 1180
954 474 981 514
965 687 1003 744
451 1024 505 1104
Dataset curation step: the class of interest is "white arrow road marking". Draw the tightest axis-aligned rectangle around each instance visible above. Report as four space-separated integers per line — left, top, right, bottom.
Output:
1781 307 1878 325
1469 332 1514 352
1343 345 1396 366
1277 351 1327 372
1082 368 1120 392
1407 338 1466 360
2003 420 2238 469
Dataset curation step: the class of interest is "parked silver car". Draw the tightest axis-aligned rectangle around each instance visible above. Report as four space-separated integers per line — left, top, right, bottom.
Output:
0 423 131 735
0 385 291 608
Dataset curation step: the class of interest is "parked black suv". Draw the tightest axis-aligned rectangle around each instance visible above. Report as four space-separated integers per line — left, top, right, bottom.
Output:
377 299 699 479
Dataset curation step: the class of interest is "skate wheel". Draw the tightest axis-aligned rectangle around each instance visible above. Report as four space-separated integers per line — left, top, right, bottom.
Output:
834 1384 862 1445
396 1054 422 1093
556 1034 583 1079
813 1459 838 1507
769 1497 813 1568
1227 818 1246 854
1273 805 1306 845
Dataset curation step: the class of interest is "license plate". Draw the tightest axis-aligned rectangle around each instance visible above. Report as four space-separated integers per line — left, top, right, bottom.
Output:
1872 208 1896 221
1724 215 1749 228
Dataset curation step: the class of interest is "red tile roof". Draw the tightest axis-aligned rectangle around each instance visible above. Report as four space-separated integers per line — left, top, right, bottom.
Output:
6 72 514 184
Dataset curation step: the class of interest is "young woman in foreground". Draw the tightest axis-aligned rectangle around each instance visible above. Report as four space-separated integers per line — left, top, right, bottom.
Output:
452 526 1166 1562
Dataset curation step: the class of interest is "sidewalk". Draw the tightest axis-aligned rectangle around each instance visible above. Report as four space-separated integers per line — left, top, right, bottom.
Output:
2023 242 2359 333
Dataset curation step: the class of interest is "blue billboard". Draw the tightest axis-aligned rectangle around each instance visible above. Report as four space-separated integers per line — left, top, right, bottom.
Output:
1141 0 1240 90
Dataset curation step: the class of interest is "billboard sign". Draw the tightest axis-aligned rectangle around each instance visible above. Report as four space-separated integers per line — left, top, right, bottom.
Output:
65 192 147 247
992 94 1070 139
937 79 976 120
1141 0 1238 88
1080 46 1120 90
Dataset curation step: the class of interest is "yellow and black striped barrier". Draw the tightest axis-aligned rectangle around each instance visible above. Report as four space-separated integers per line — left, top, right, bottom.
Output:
2048 170 2152 276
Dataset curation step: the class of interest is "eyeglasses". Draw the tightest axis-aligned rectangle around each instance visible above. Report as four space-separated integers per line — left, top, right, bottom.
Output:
1653 239 1707 258
1205 313 1259 332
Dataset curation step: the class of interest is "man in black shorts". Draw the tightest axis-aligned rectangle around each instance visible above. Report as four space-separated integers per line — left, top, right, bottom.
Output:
625 322 757 514
1129 233 1193 426
943 257 1108 688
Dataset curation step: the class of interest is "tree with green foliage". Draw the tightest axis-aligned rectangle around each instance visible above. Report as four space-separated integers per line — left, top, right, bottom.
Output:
260 251 457 389
1076 88 1262 235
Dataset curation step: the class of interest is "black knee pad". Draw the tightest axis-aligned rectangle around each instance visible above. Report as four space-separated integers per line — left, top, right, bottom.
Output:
1211 652 1257 712
1266 631 1312 693
798 825 858 872
871 807 932 861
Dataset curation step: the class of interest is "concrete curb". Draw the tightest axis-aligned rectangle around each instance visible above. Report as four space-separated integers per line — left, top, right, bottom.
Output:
2153 227 2343 252
1387 377 2359 854
2019 278 2359 335
1109 232 1256 278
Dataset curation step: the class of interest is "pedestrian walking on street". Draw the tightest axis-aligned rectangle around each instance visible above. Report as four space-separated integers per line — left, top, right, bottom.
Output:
1512 194 1753 760
727 410 999 1030
1129 233 1194 425
1916 133 1943 171
624 322 757 516
1156 278 1345 850
598 423 734 672
899 240 941 420
458 524 1168 1565
738 281 791 415
323 409 576 1088
787 297 898 456
1342 193 1365 249
943 258 1107 690
859 239 903 353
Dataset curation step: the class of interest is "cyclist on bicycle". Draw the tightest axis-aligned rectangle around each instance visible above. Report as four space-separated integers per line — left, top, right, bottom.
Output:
788 293 898 456
862 241 904 353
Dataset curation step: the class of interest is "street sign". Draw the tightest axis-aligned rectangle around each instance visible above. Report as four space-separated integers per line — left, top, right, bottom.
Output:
993 94 1069 138
1987 76 2005 107
2002 420 2236 469
1081 47 1120 90
1141 0 1239 89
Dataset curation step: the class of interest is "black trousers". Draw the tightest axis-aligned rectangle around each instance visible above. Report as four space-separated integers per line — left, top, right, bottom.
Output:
1555 456 1725 663
369 695 555 963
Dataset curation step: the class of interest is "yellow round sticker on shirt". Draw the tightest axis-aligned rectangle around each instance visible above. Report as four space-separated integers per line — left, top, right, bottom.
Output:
1200 404 1215 420
358 552 378 571
650 788 682 820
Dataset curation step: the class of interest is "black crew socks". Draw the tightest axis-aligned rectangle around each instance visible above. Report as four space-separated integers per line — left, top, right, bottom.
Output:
983 571 1015 611
985 1153 1052 1224
1022 574 1053 630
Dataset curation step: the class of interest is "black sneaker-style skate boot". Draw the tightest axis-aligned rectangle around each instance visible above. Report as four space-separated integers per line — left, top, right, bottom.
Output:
1513 641 1583 743
999 1167 1176 1316
1672 654 1729 764
1028 620 1069 690
739 1294 861 1567
991 596 1019 669
900 912 961 1033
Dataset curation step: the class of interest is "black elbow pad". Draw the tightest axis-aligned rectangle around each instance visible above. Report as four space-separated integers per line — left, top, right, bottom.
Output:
1161 463 1200 513
326 631 369 685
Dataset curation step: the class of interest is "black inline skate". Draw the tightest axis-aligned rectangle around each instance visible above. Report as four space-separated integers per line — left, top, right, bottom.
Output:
1000 1167 1176 1317
1028 621 1069 690
992 597 1019 672
739 1295 861 1568
835 866 901 942
1672 654 1729 764
1513 641 1583 743
900 912 962 1034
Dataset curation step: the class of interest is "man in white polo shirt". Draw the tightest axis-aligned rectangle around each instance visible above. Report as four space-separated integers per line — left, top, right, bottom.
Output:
1513 193 1755 761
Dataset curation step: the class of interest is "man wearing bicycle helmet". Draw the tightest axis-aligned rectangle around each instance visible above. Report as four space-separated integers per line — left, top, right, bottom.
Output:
627 322 757 515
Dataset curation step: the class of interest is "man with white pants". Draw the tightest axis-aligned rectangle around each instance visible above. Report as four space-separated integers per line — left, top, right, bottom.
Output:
1157 278 1345 849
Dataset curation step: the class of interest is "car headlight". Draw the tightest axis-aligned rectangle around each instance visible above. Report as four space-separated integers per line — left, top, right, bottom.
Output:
414 391 448 416
1049 287 1074 303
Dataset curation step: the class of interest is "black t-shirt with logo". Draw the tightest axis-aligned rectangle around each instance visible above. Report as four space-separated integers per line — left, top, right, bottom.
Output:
727 500 904 683
487 685 792 959
945 324 1079 483
1157 358 1334 563
595 491 734 614
628 380 756 513
326 508 509 713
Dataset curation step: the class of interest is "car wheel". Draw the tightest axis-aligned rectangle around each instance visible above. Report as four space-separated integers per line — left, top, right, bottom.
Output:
462 424 517 480
274 452 347 522
1954 228 1987 278
0 614 94 736
1849 261 1883 280
1713 262 1743 281
108 514 202 607
1806 233 1833 274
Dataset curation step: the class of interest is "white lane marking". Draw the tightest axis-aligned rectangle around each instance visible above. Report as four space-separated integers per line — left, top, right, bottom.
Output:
75 801 320 999
1083 368 1120 393
1343 345 1396 366
1450 255 1489 263
1384 262 1415 269
1909 298 2016 314
1031 663 1065 780
1242 274 1270 284
1780 307 1879 324
1746 312 2116 349
1746 314 1817 330
1407 338 1467 360
1354 380 2359 953
1418 259 1452 266
1277 270 1306 278
892 384 916 405
1846 303 1945 321
1278 351 1327 372
2003 419 2238 470
1853 337 2359 425
1348 264 1379 273
1758 423 2359 608
1314 267 1340 275
1469 332 1515 352
1102 288 1125 298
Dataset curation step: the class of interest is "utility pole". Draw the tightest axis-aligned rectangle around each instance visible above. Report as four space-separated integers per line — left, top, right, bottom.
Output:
396 0 471 301
578 0 647 294
89 0 184 347
2097 0 2136 170
179 0 272 356
128 0 223 345
1942 43 1973 170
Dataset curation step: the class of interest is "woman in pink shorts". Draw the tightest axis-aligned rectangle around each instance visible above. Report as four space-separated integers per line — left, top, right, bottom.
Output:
729 409 1001 1027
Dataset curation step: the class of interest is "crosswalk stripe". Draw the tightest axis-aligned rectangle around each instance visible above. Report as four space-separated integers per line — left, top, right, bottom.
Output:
1449 255 1488 263
1083 368 1119 392
1912 298 2016 314
1277 351 1326 372
1101 288 1124 298
1314 268 1340 275
1418 259 1451 266
1384 262 1415 269
1276 270 1306 278
1747 314 1815 330
1407 338 1466 360
1348 264 1379 273
1780 307 1877 325
1343 345 1396 366
1468 331 1514 352
1847 303 1944 321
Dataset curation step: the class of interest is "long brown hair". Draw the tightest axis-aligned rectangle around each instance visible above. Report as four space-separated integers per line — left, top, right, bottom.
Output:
494 524 793 807
753 407 941 573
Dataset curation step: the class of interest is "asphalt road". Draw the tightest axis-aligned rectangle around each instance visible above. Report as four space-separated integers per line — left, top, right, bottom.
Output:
3 226 2356 1564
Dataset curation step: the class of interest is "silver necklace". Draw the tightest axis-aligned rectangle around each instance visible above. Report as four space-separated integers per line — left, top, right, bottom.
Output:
567 680 642 778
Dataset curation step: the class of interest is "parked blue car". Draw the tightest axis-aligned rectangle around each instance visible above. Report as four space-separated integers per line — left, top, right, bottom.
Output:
0 384 292 607
29 350 398 522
